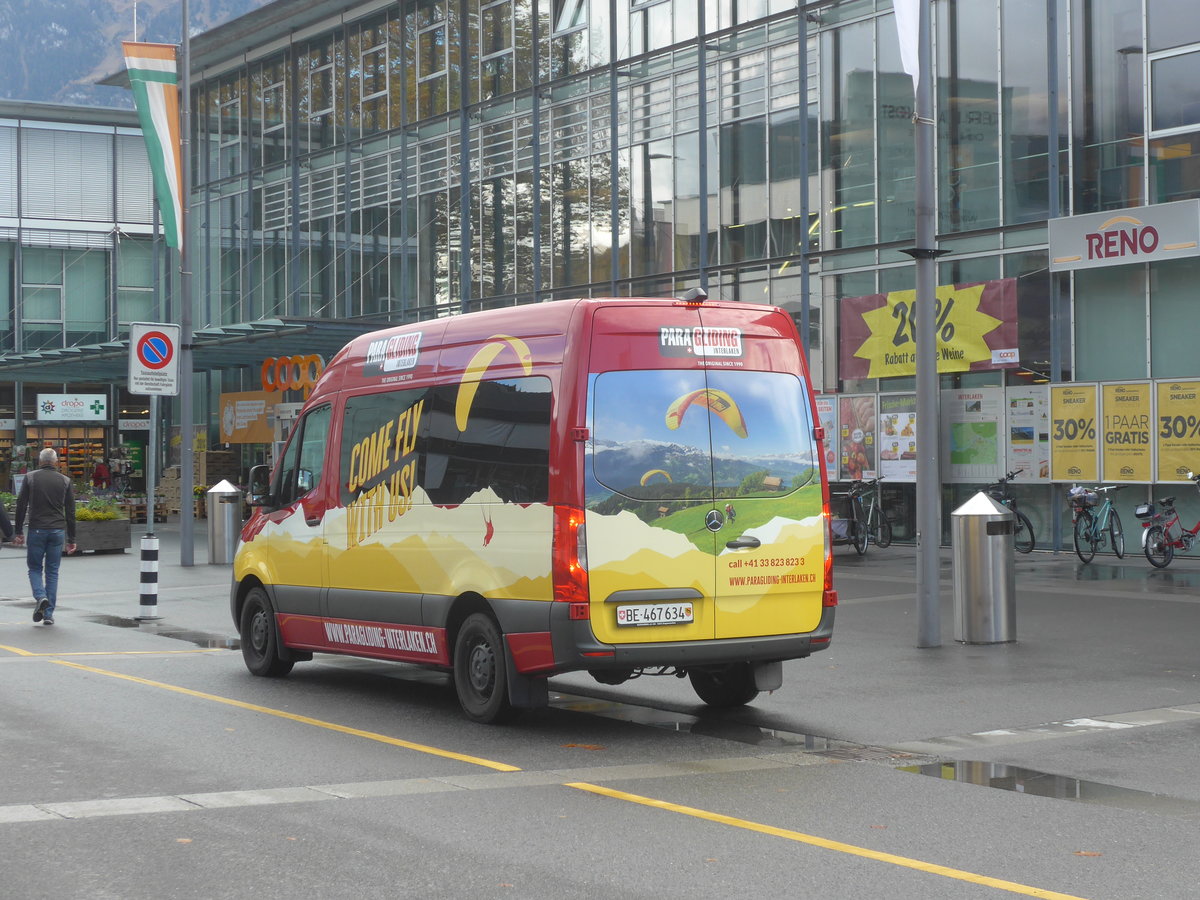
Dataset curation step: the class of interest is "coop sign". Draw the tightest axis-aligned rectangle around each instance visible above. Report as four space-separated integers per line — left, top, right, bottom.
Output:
37 394 108 421
1049 200 1200 272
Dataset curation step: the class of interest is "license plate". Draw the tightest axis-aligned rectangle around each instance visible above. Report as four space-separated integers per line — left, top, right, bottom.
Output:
615 602 694 627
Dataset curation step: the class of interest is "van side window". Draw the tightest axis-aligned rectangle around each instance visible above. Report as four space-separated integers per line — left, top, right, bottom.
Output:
340 388 428 507
425 376 551 505
276 405 332 506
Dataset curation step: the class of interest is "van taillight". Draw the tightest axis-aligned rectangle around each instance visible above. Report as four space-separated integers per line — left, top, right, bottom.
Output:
553 505 589 611
822 497 837 607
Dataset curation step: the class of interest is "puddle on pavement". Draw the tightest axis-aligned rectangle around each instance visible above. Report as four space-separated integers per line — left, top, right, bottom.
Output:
82 614 239 650
899 760 1200 816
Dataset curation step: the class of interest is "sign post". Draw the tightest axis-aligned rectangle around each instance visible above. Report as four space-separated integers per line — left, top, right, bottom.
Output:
128 322 181 619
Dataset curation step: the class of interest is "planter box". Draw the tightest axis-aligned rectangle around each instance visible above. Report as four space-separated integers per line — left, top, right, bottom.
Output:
73 518 132 554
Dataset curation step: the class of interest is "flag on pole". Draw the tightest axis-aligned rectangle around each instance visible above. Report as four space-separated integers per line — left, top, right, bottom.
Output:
123 42 182 248
893 0 920 94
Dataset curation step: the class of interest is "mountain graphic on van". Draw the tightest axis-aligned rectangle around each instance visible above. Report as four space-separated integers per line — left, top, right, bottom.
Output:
588 438 815 505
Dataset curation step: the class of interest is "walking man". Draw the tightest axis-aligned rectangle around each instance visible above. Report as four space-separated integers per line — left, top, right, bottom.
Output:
14 448 77 625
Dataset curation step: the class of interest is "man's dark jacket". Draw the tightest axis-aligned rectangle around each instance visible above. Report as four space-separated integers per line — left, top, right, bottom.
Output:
16 464 76 542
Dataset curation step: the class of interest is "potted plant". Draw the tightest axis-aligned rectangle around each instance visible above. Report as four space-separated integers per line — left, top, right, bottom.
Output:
73 495 131 554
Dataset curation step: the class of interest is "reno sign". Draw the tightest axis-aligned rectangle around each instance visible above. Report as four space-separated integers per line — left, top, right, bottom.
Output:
1049 199 1200 272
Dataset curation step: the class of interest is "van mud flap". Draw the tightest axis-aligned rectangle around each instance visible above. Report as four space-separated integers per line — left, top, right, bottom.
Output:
505 651 549 709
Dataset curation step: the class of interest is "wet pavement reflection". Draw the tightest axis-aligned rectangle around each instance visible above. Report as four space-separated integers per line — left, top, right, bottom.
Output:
900 760 1200 817
82 614 239 650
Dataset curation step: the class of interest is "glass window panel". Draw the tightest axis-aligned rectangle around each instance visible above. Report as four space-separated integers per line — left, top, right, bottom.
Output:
674 132 702 270
1071 0 1143 213
630 140 674 277
64 250 107 329
822 21 875 249
1073 265 1146 381
22 248 62 285
1148 133 1200 203
1002 0 1050 224
555 0 586 32
768 110 804 257
23 322 62 350
22 286 61 320
1150 256 1200 378
719 118 767 262
1149 9 1200 53
118 240 154 287
118 289 154 324
936 0 999 232
1151 52 1200 133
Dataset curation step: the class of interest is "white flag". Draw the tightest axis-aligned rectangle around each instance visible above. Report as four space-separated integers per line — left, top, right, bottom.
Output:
893 0 920 94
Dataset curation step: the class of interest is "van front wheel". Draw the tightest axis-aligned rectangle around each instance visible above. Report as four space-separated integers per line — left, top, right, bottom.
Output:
239 587 294 678
454 613 518 724
688 663 759 708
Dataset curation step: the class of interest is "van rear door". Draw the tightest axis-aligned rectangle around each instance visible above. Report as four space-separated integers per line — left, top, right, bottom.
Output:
585 304 720 644
694 307 825 639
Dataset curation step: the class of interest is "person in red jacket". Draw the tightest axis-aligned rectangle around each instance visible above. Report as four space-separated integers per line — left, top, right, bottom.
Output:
13 448 77 626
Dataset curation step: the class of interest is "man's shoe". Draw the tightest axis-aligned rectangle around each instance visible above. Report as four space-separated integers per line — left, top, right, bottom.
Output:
32 599 49 623
43 616 54 626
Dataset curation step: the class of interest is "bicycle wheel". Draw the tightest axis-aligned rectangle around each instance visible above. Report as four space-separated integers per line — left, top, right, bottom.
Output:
1013 509 1035 553
1108 509 1125 559
1073 512 1096 563
874 512 893 549
851 502 868 555
1144 525 1174 568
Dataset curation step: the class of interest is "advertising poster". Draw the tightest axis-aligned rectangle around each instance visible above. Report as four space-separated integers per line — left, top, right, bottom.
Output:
1100 382 1152 482
837 395 877 481
877 393 917 482
219 391 279 444
1050 384 1099 482
1005 386 1050 481
815 395 838 478
838 278 1019 380
1156 379 1200 481
943 388 1003 482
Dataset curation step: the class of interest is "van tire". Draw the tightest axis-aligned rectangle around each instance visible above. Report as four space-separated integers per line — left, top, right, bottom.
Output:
454 613 518 724
240 587 294 678
688 663 759 708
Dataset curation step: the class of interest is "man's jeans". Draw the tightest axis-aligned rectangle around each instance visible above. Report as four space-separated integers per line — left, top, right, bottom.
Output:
27 528 66 616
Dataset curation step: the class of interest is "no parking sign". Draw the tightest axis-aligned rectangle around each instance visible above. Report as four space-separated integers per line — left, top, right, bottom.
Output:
128 322 181 396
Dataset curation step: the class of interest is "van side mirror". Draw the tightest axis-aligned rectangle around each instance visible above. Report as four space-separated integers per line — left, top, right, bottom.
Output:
247 464 273 507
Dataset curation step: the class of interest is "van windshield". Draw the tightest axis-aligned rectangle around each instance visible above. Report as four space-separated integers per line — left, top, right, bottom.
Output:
587 369 817 506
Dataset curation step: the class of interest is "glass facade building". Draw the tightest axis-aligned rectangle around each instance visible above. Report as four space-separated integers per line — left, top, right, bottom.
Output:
184 0 1200 541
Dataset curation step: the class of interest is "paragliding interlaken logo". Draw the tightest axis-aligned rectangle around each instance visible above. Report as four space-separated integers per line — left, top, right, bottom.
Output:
659 326 743 358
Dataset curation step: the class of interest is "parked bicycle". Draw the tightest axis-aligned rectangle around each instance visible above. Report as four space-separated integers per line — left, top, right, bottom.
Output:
848 476 892 551
831 476 891 555
1138 471 1200 568
984 469 1035 553
1067 484 1125 563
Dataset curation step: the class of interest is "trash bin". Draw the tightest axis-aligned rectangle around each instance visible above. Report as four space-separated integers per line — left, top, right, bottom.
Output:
206 479 243 565
951 491 1016 644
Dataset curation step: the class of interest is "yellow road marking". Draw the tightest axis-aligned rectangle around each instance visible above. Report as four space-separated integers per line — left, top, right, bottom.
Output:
0 647 222 657
53 660 521 772
567 783 1088 900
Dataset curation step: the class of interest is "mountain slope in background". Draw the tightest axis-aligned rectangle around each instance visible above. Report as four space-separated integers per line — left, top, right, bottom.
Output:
0 0 270 108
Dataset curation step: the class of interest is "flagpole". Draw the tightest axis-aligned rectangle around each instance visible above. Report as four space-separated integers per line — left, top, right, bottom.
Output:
178 0 195 565
898 0 942 647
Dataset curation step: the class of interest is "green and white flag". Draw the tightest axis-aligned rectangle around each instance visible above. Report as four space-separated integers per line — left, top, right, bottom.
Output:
123 42 182 248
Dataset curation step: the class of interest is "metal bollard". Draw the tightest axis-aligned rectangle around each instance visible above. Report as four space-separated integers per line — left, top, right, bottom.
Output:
137 533 160 620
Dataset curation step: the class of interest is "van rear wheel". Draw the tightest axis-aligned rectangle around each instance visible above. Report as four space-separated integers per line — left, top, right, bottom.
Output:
239 587 294 678
688 663 759 708
453 613 518 724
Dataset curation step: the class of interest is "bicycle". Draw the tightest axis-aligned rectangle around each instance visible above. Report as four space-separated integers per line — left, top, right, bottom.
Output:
852 475 893 549
1139 471 1200 568
984 469 1035 553
1067 484 1125 563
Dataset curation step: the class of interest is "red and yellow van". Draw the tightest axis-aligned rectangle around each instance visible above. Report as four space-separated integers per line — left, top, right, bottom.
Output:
232 292 836 722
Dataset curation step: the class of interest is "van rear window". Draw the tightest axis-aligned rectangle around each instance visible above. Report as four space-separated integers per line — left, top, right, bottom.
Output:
588 369 817 503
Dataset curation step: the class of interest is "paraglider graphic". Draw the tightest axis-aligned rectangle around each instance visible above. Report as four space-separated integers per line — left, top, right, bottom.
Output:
482 509 495 547
664 388 748 439
455 334 533 431
640 469 672 486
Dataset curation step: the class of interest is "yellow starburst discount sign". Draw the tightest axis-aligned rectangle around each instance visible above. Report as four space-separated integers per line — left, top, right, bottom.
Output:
838 278 1018 380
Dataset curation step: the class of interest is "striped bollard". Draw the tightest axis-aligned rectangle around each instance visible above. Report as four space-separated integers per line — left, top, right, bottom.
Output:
137 533 161 620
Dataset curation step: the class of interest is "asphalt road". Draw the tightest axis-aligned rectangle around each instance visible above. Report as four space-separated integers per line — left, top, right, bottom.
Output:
2 531 1199 899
